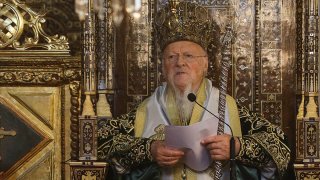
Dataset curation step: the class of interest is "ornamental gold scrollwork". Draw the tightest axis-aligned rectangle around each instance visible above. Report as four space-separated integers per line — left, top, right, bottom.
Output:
0 0 69 50
296 170 320 179
0 69 80 85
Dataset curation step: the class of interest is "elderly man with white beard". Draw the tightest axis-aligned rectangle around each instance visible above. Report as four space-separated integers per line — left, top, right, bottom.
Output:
98 1 290 180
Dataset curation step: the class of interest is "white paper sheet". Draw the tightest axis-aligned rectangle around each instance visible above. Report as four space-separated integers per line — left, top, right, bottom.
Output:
164 117 218 171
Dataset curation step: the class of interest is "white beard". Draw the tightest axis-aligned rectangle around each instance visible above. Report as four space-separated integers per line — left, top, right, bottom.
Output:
172 84 194 125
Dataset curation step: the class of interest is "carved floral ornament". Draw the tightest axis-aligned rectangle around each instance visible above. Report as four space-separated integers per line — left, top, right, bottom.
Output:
0 0 69 51
0 68 81 85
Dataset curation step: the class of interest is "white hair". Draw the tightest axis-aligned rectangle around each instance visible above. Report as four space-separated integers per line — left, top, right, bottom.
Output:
172 83 194 125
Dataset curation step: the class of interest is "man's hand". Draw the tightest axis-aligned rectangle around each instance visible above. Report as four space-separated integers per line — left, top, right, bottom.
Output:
201 134 240 160
151 140 184 166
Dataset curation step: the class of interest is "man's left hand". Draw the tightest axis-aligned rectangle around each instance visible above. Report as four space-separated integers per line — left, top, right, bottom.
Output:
201 134 240 161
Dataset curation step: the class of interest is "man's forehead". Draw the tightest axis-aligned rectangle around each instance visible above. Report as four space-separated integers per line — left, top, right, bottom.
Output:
163 41 205 53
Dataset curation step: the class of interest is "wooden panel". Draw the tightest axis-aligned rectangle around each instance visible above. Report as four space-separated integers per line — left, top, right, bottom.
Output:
294 164 320 180
0 87 61 179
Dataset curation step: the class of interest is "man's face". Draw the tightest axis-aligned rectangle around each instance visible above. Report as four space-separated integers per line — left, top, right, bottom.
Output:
162 41 208 92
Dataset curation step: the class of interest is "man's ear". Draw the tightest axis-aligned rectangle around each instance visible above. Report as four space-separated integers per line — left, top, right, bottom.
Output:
204 58 209 73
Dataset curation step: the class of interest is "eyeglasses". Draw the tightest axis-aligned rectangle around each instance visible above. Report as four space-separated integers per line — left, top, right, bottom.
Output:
164 54 207 63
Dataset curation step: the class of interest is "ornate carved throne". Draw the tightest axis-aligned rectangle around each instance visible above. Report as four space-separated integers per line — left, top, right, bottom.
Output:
69 0 297 179
0 0 308 179
70 0 298 179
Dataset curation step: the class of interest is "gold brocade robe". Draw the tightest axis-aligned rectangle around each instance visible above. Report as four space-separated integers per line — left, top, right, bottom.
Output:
97 80 290 179
134 79 242 179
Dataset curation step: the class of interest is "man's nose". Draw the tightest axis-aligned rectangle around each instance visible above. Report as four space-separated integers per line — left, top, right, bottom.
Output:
176 55 186 65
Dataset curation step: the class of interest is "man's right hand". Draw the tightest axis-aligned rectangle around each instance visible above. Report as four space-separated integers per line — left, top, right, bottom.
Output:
150 140 185 166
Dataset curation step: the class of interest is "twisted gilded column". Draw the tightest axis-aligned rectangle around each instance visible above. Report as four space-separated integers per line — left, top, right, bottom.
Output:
69 81 81 160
